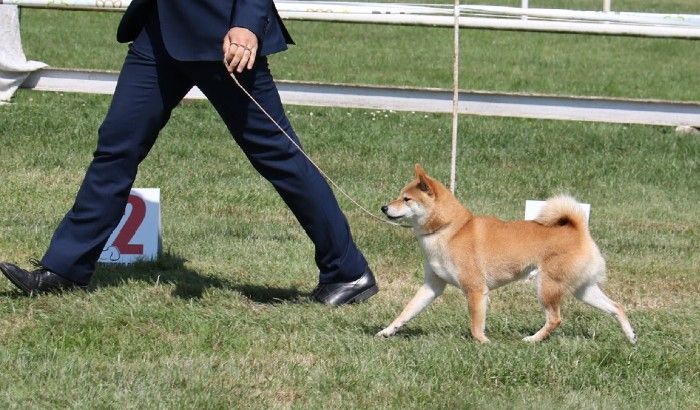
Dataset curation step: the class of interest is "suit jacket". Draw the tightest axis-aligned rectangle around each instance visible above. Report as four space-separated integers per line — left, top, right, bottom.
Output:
117 0 294 61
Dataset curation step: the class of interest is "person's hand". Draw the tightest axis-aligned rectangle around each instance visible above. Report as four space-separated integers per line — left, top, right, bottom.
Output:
223 27 259 73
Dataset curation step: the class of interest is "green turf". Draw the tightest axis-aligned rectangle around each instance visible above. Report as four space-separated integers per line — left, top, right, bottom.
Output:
0 91 698 407
18 4 700 102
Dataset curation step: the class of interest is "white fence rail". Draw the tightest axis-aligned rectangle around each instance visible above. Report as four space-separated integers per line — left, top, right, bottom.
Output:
20 68 700 127
3 0 700 38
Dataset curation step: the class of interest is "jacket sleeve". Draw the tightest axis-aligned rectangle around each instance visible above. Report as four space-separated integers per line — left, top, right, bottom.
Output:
231 0 271 40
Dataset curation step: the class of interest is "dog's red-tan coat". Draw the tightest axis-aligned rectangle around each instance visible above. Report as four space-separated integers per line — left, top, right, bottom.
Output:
378 164 636 344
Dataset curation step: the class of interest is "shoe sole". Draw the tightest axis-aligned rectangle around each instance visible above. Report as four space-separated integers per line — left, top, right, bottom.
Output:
0 264 32 296
348 284 379 304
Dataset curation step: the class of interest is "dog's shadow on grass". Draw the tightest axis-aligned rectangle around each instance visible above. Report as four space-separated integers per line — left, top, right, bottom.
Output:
86 252 308 303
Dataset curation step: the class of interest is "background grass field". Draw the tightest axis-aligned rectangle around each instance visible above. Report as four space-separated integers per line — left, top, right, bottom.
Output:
1 91 698 408
2 2 699 408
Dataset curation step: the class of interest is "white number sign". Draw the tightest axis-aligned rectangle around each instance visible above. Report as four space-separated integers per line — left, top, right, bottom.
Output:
98 188 161 264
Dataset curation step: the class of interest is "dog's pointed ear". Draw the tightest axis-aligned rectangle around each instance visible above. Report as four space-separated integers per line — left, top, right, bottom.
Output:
414 164 434 196
415 163 426 178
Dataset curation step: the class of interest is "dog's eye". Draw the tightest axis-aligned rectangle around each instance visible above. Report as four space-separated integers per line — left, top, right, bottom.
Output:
403 197 411 202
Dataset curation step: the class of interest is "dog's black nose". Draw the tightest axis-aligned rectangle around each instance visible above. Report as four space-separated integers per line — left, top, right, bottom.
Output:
381 205 388 214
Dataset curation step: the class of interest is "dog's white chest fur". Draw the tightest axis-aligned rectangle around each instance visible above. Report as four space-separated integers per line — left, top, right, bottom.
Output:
417 233 460 286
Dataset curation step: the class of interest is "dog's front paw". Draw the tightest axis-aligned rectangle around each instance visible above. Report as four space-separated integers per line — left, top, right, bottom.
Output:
522 335 539 343
376 326 397 338
473 335 490 344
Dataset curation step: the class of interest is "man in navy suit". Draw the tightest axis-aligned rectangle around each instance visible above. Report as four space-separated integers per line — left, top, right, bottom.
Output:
0 0 378 305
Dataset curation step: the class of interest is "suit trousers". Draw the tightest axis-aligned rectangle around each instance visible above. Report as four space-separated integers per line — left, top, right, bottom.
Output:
41 20 367 285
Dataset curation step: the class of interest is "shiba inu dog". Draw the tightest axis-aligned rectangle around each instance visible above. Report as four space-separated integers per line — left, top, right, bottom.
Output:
378 164 636 344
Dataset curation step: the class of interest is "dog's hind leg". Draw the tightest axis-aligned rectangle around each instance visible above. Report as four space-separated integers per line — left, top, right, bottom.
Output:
376 266 446 337
524 274 564 343
466 287 490 343
574 283 637 344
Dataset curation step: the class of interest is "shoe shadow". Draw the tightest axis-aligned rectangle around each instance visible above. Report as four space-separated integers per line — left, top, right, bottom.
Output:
358 324 427 338
87 252 308 303
0 289 23 298
231 283 308 304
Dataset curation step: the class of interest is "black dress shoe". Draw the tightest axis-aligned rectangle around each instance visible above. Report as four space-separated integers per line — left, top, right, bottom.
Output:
0 261 84 296
312 269 378 306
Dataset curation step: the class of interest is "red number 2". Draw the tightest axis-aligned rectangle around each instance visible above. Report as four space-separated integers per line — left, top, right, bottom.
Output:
112 194 146 255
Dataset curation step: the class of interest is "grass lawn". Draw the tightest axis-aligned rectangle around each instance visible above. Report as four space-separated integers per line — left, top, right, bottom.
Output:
18 5 700 102
0 91 698 407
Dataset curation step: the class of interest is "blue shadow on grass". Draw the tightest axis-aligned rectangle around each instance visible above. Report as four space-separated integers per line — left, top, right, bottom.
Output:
93 253 308 302
0 252 307 303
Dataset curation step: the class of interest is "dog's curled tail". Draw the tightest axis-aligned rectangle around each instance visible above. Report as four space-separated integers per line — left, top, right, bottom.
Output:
537 195 606 285
535 195 588 231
